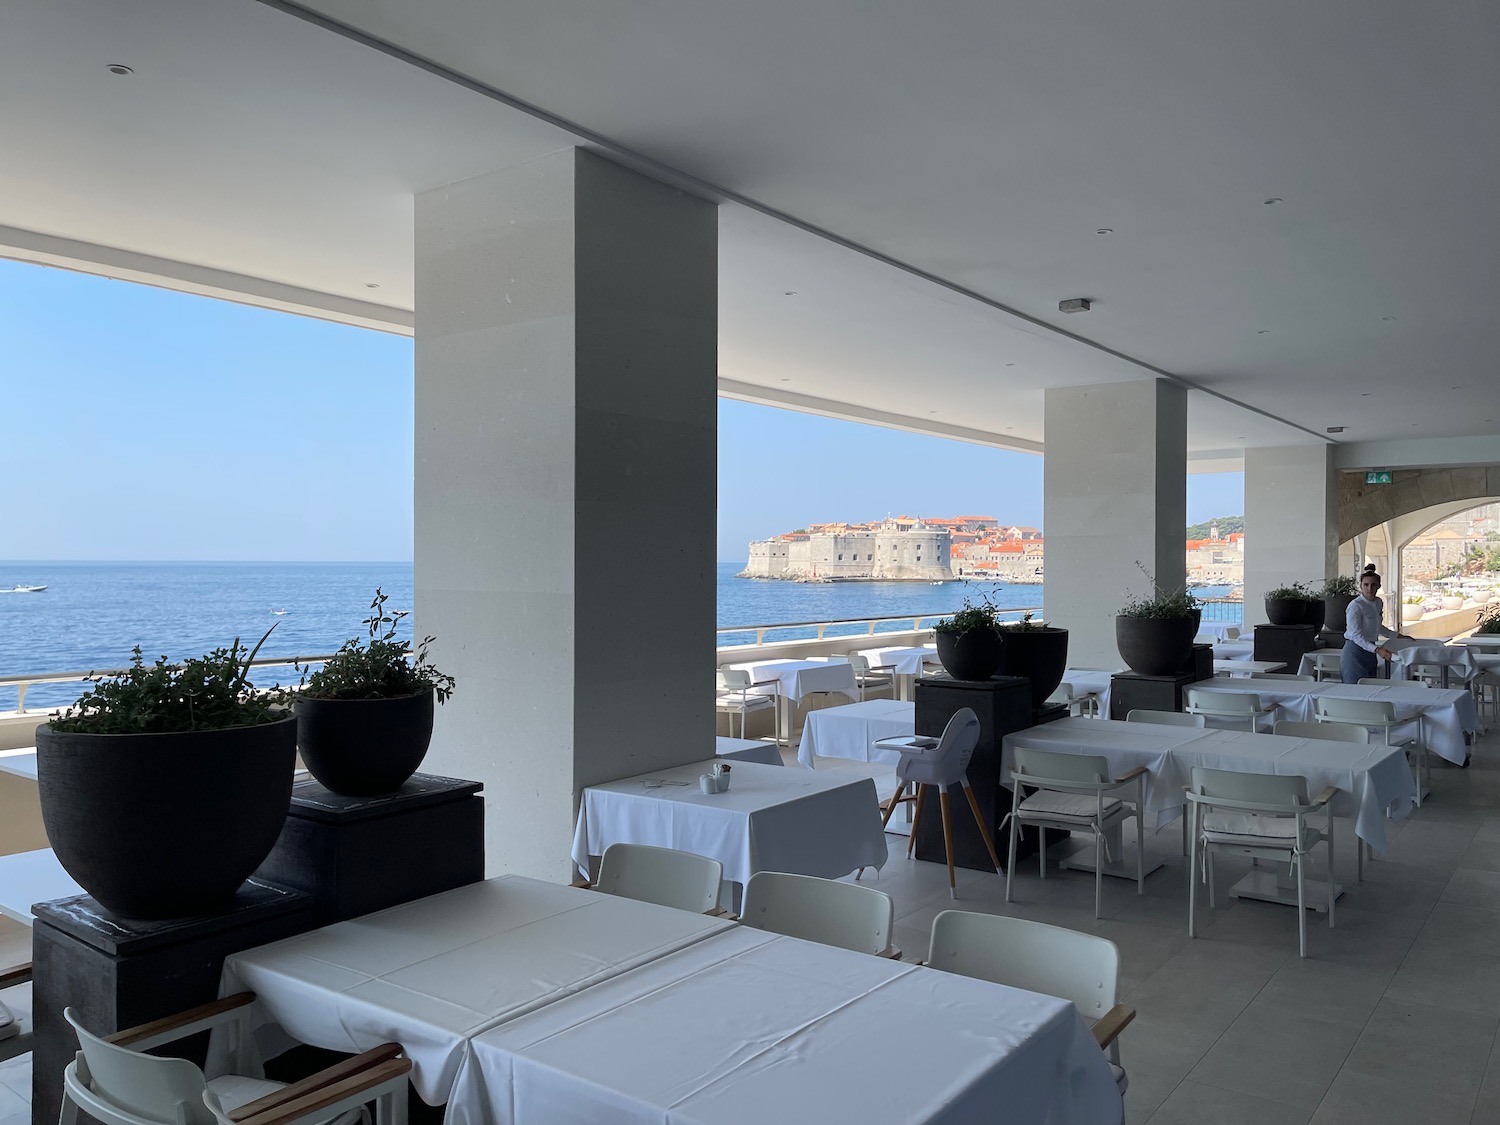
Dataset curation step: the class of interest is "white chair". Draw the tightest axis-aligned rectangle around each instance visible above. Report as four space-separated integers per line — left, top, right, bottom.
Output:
740 871 898 957
1306 651 1344 682
1358 676 1426 687
1186 766 1336 958
1125 709 1205 728
715 668 777 740
1274 720 1368 744
1316 695 1428 805
60 997 409 1125
926 911 1134 1099
1184 687 1275 732
594 842 725 914
1047 682 1098 718
875 708 1004 898
845 654 894 701
1005 746 1147 918
0 961 31 1063
1225 626 1241 640
1250 672 1316 682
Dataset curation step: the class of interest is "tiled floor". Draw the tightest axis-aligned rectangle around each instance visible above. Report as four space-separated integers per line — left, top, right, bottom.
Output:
4 731 1498 1125
820 724 1500 1124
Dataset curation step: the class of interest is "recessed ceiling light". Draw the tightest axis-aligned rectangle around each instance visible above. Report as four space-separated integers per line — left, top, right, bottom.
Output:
1326 426 1345 433
1382 316 1397 322
106 63 133 76
1360 392 1372 396
779 378 790 382
1452 385 1462 390
365 283 380 289
1256 330 1269 335
1263 197 1283 205
928 410 938 415
783 291 796 296
1095 228 1113 236
1004 363 1016 367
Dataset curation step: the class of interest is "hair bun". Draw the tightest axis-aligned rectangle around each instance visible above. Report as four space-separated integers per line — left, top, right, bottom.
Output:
1363 563 1377 574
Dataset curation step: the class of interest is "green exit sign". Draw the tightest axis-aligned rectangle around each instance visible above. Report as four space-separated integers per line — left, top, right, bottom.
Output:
1365 471 1393 485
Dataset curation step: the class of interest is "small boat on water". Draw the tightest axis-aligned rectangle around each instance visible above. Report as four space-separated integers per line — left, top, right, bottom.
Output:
4 584 47 593
272 608 289 615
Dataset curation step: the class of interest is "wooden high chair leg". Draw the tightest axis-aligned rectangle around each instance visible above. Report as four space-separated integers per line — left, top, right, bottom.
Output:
939 788 957 897
880 781 908 831
961 782 1004 875
908 785 928 858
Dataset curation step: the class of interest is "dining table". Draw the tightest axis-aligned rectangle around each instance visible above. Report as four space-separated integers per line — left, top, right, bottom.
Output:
1182 675 1478 763
1381 637 1478 686
713 736 783 766
571 759 889 888
1002 717 1416 852
217 876 734 1106
726 658 859 740
853 645 941 699
456 924 1122 1125
796 699 915 767
1212 640 1257 662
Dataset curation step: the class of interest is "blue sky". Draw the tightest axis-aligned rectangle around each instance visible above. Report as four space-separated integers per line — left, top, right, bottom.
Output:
1 259 1242 561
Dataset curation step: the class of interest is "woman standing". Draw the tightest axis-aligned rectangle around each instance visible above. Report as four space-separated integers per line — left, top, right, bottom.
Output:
1343 564 1399 683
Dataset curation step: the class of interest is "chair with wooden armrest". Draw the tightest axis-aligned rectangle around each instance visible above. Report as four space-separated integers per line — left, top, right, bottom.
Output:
1186 767 1338 958
740 871 900 958
926 911 1135 1102
0 961 33 1062
60 994 411 1125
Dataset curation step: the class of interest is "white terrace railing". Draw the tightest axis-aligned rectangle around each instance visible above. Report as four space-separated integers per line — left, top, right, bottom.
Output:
0 654 338 714
716 596 1244 649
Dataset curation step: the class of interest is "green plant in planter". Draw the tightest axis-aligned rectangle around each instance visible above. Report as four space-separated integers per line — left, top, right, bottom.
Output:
1476 604 1500 634
1321 575 1358 597
50 625 286 733
997 611 1047 631
1118 564 1201 619
1265 582 1314 601
1403 595 1425 606
299 588 456 703
935 587 1002 635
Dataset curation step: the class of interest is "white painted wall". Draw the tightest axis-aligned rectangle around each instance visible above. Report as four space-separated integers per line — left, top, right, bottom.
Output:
414 149 717 880
1243 445 1337 626
1043 380 1187 668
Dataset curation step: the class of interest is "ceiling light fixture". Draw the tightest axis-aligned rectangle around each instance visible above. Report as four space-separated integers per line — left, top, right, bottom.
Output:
365 283 380 289
1326 426 1345 433
1058 298 1091 314
1095 228 1113 236
106 63 133 76
1382 316 1397 322
1257 330 1269 335
1263 197 1283 205
783 291 796 296
1004 363 1016 367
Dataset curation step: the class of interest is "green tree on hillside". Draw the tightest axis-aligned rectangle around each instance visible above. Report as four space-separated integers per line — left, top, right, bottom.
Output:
1185 515 1244 539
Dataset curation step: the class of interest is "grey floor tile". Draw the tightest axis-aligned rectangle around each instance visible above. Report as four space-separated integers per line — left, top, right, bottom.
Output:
1248 958 1392 1029
1384 960 1500 1018
1441 867 1500 911
1305 905 1425 971
1333 997 1495 1111
1458 840 1500 873
1471 816 1500 844
1145 1079 1312 1125
1312 1068 1479 1124
1186 1005 1360 1111
1406 902 1500 967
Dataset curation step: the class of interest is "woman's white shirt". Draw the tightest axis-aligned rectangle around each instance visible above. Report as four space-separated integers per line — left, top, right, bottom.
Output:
1346 595 1393 653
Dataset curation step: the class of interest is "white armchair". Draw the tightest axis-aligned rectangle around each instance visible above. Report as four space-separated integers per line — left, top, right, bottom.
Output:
1184 687 1275 732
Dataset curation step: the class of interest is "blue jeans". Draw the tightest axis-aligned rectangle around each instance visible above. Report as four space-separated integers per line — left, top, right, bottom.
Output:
1341 640 1377 684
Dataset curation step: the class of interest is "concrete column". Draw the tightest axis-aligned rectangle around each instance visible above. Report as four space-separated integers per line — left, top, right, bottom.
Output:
1243 445 1338 627
1044 380 1187 668
414 149 717 880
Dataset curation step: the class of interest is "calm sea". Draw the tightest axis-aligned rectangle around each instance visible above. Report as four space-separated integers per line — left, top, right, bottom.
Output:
0 560 1234 710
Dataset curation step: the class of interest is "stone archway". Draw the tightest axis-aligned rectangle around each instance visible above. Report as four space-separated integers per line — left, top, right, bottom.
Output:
1340 465 1500 543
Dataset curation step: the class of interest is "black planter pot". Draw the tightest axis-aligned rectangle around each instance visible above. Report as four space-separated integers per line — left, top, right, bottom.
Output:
35 717 297 920
1323 594 1355 632
1116 615 1198 677
998 627 1070 709
294 690 435 796
1264 598 1304 626
935 627 1004 682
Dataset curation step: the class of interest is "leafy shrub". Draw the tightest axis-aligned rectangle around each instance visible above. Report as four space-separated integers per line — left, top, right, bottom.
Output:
50 626 287 734
935 585 1002 635
1265 582 1316 600
1321 575 1358 597
1118 563 1201 620
1476 605 1500 635
300 589 456 703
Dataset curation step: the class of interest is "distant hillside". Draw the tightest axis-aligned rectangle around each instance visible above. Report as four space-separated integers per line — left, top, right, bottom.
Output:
1186 515 1244 539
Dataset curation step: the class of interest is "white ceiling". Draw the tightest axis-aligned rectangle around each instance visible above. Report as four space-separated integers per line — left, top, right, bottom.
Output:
4 0 1496 457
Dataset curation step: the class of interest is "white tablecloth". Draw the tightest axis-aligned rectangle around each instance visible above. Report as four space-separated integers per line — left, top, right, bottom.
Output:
727 659 859 703
0 748 37 781
855 646 940 676
1057 669 1118 718
714 737 783 766
1454 634 1500 650
1002 718 1415 851
457 927 1121 1125
0 848 81 926
1383 638 1478 685
1187 676 1477 764
1213 660 1287 677
796 700 915 767
218 877 733 1105
1213 640 1257 661
1194 621 1237 641
571 760 889 885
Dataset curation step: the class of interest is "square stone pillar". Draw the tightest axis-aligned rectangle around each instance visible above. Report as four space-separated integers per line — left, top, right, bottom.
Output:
1244 445 1338 627
1044 380 1187 669
414 149 717 880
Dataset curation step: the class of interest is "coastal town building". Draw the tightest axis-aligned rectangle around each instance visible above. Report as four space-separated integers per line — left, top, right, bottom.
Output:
741 516 954 580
